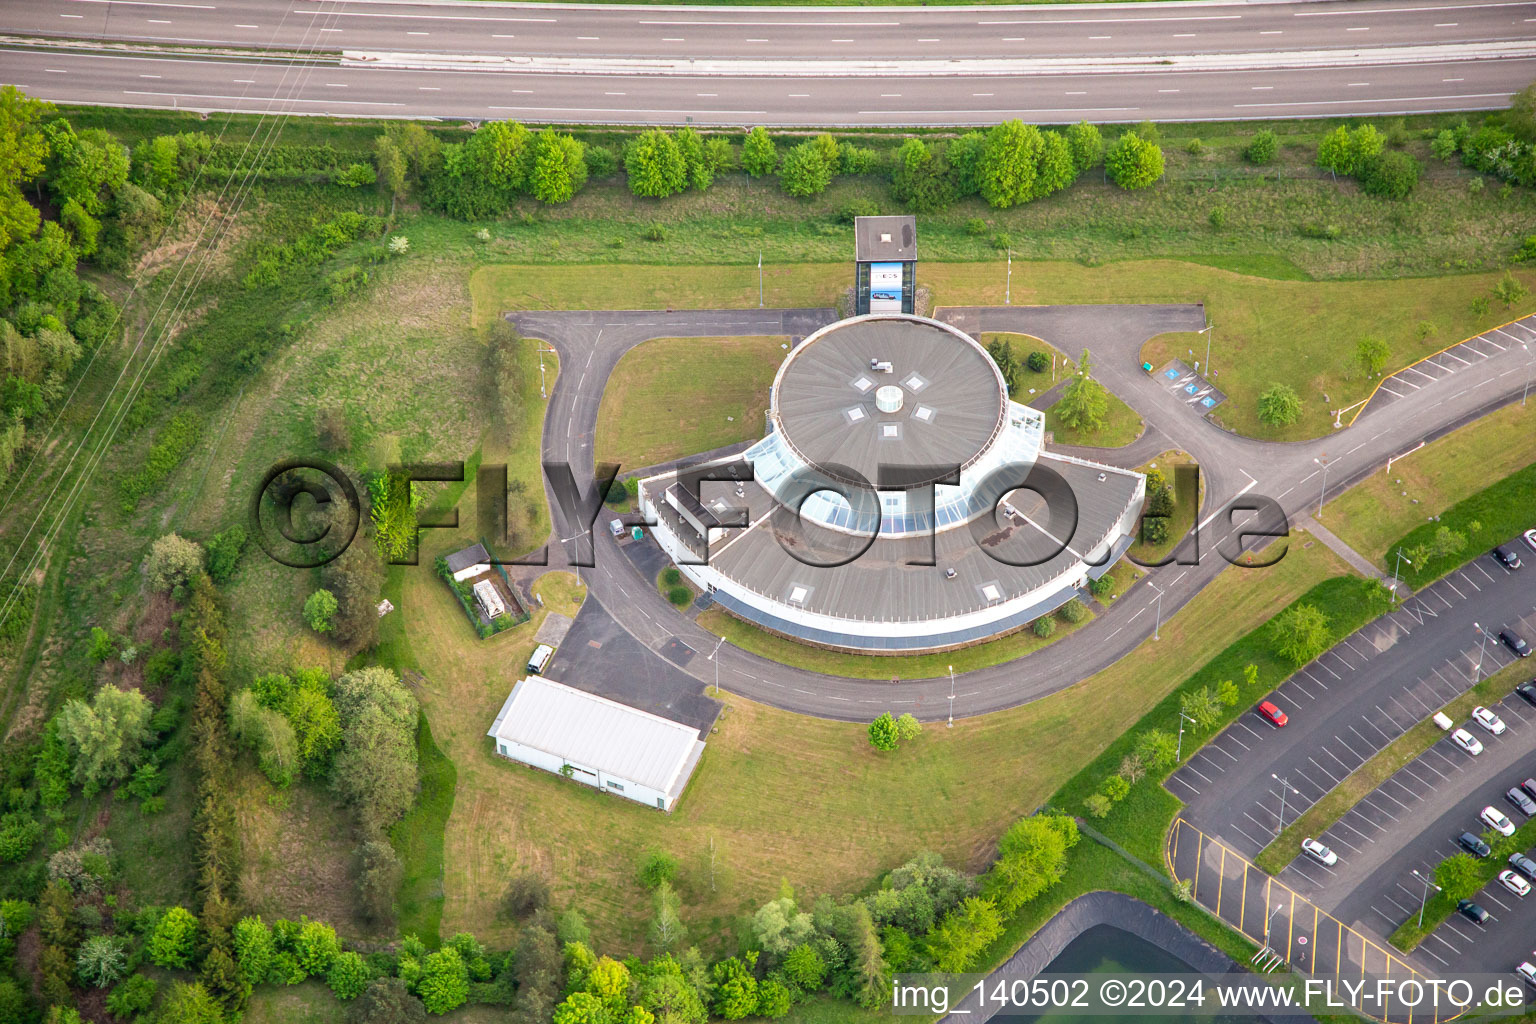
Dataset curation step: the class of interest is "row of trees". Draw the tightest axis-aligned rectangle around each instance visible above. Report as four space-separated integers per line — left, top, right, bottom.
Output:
1316 123 1422 199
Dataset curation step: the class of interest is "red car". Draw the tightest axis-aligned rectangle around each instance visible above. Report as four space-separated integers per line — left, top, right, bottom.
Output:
1257 701 1288 728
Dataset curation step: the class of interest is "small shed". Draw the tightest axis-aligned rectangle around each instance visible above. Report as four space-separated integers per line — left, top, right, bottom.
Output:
487 677 706 812
472 579 506 619
445 542 491 582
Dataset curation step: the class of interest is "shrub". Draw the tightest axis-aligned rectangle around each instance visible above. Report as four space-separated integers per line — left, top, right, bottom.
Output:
666 585 691 606
149 906 199 968
334 163 377 188
1026 350 1049 373
144 532 204 591
304 589 339 633
1358 151 1421 199
1356 336 1391 378
205 524 248 582
1431 129 1459 160
1088 574 1115 598
742 127 777 177
779 142 833 198
625 130 687 198
1185 138 1205 155
1105 132 1164 189
1058 599 1089 624
1245 129 1278 164
837 199 880 224
643 222 667 242
868 713 898 752
1208 207 1227 229
106 975 157 1018
1257 383 1302 427
0 813 42 863
328 951 370 1000
502 872 549 918
1065 121 1103 172
1084 793 1112 818
76 935 129 987
417 947 469 1015
583 144 618 178
1494 271 1529 306
1031 616 1055 639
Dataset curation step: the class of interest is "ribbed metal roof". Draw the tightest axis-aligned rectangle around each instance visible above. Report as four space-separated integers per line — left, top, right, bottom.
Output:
487 677 703 793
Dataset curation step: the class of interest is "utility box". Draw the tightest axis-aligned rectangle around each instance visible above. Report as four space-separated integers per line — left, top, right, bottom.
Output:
853 215 916 316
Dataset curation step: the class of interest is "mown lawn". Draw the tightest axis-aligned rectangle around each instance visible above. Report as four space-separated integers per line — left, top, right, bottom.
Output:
1384 461 1536 588
594 335 787 471
1324 400 1536 564
981 332 1145 448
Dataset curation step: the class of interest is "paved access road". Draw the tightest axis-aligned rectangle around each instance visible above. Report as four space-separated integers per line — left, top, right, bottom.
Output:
5 0 1534 123
506 300 1536 722
1170 550 1536 859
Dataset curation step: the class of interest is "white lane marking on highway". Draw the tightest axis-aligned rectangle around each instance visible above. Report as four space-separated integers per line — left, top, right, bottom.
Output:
697 92 716 97
407 30 428 35
1251 85 1274 90
745 38 768 42
235 23 257 28
1435 22 1460 26
972 92 993 97
492 33 516 38
1003 36 1027 40
1296 1 1530 13
1346 26 1371 31
979 14 1238 23
1348 82 1370 87
604 91 625 95
638 18 899 25
124 89 404 106
864 105 1138 115
1065 90 1087 95
68 0 211 5
233 78 253 83
832 38 854 42
418 86 439 90
880 93 901 97
578 35 598 40
1234 92 1512 109
1260 29 1282 33
45 69 68 73
319 27 340 31
60 12 85 16
1173 33 1196 37
1158 88 1179 93
787 93 808 97
292 7 557 21
662 37 684 41
140 74 162 78
325 83 348 88
147 18 172 22
918 37 940 42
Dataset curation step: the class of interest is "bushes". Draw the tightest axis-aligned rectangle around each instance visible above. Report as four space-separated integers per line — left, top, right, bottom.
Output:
1256 382 1302 427
1105 131 1164 190
742 126 777 177
1358 150 1421 199
625 129 688 198
120 412 200 511
149 906 200 968
1032 616 1055 638
1245 129 1278 165
779 141 834 198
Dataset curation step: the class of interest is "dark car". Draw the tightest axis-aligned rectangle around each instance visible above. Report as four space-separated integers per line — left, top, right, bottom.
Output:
1495 545 1524 570
1457 898 1491 924
1510 788 1536 816
1511 853 1536 880
1524 778 1536 803
1503 630 1532 658
1519 681 1536 708
1459 831 1493 858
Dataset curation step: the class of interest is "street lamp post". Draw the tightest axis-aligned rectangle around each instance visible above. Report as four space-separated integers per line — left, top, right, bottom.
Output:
1264 903 1283 946
758 253 763 308
1200 322 1215 377
1391 550 1412 594
1522 340 1531 406
1176 711 1196 762
947 664 956 728
1411 869 1442 928
1473 622 1489 679
709 635 726 698
1313 455 1334 517
1149 580 1165 641
1271 773 1299 835
1005 248 1012 305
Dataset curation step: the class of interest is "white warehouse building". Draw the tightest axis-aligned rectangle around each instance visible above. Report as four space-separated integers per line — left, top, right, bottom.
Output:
487 676 707 812
638 313 1146 653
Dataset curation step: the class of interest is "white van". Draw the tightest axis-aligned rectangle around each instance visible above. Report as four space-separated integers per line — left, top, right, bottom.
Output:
527 644 554 675
1432 711 1454 732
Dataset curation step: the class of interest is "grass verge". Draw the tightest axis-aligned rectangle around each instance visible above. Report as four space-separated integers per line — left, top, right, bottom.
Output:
1389 809 1536 953
594 335 786 470
391 715 458 945
1325 401 1536 565
1256 659 1534 876
1384 461 1536 589
980 332 1144 448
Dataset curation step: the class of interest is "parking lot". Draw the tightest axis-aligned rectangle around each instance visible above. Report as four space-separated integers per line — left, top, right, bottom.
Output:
1361 314 1536 420
1298 682 1536 977
1155 358 1227 415
1171 551 1536 860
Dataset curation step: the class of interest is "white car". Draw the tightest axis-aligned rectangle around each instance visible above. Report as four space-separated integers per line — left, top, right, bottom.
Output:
1301 837 1337 866
1473 706 1508 735
1452 728 1484 755
1520 962 1536 987
1501 870 1532 897
1482 805 1517 837
1524 529 1536 554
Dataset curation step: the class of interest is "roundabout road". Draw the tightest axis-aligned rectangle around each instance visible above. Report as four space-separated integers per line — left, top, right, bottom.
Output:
512 303 1536 722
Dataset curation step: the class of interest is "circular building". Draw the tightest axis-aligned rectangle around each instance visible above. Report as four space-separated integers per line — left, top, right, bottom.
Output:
639 314 1145 653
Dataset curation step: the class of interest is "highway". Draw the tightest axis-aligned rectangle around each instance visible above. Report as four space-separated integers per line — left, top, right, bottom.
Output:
4 0 1536 124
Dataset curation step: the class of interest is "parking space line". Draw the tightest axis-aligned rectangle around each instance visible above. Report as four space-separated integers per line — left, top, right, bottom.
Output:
1308 756 1341 784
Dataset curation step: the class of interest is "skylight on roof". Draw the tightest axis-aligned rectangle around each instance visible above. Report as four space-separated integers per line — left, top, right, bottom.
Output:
914 405 935 423
845 407 866 423
851 375 874 393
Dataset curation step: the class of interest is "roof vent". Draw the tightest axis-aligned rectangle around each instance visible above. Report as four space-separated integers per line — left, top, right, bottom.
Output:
870 359 894 373
875 385 904 414
879 232 892 243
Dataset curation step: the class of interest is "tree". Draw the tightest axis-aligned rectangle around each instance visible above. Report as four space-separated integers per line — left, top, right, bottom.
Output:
1257 383 1302 427
1105 131 1164 189
926 896 1002 972
1316 126 1353 176
149 906 200 968
779 142 833 198
304 589 338 633
1435 853 1483 901
1035 130 1076 197
349 978 428 1024
328 951 370 1000
1356 336 1391 378
673 127 711 191
417 947 469 1015
638 849 678 890
635 954 707 1024
782 942 826 990
527 128 588 204
1358 150 1421 199
890 138 958 213
289 683 342 780
1245 129 1279 165
157 981 226 1024
895 713 921 742
1064 121 1103 173
711 955 760 1020
375 134 408 212
756 978 791 1018
1215 678 1240 708
56 685 154 796
742 126 777 178
0 86 54 253
1428 525 1467 561
503 872 551 919
1180 686 1223 730
1055 350 1109 432
76 934 128 987
1494 271 1530 307
986 338 1021 395
1270 603 1332 665
976 120 1043 208
867 713 899 751
333 699 418 834
982 814 1079 913
205 524 247 583
1134 728 1178 770
145 532 205 590
649 880 687 953
106 974 158 1018
45 120 129 215
750 895 814 958
626 130 687 198
233 915 275 986
296 919 340 976
552 992 614 1024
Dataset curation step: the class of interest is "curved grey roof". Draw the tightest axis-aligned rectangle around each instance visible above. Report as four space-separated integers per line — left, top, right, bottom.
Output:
770 315 1006 490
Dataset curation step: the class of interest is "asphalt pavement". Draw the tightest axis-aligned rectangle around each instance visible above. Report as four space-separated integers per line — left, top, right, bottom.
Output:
5 0 1534 123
